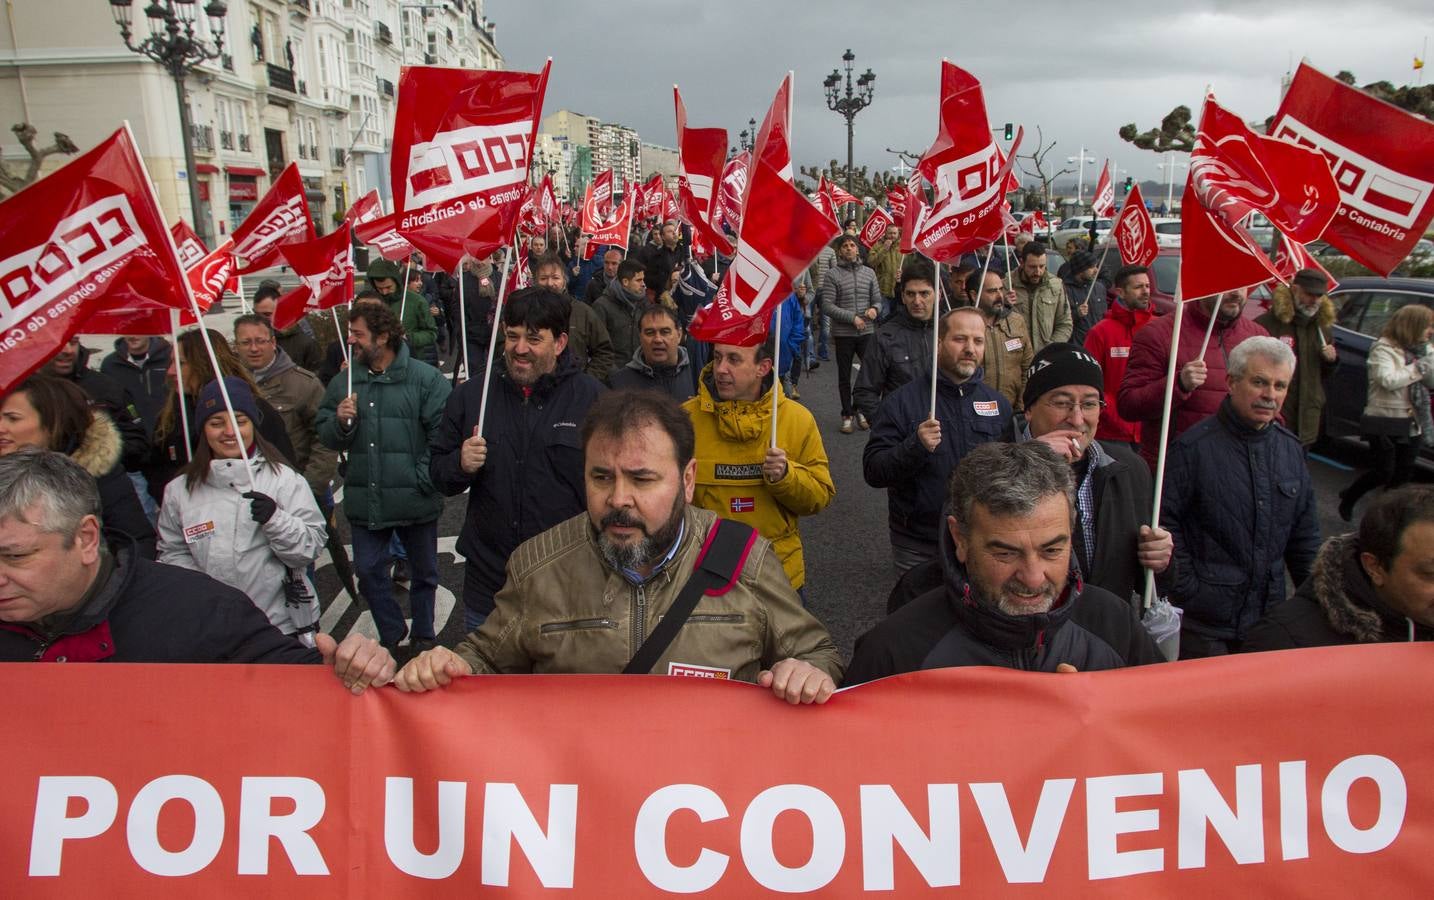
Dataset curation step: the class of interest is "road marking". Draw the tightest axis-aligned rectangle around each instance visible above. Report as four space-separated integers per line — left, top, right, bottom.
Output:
1308 452 1353 472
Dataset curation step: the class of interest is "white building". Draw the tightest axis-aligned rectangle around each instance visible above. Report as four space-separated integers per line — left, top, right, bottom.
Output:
0 0 502 252
540 108 642 191
639 142 678 183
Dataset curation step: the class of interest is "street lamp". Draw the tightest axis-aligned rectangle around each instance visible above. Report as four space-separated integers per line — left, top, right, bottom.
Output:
738 117 756 152
823 48 875 198
1065 146 1096 208
108 0 228 248
1157 152 1189 213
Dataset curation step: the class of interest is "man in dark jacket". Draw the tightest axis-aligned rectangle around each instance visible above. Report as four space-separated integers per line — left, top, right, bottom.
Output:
593 258 648 363
1061 250 1109 347
1006 343 1172 607
99 336 172 438
863 308 1010 575
853 260 936 423
43 337 148 471
429 288 606 630
532 254 617 382
1245 484 1433 651
1162 336 1321 658
583 247 625 304
0 450 394 692
317 303 451 653
846 442 1151 685
252 281 324 374
609 305 694 401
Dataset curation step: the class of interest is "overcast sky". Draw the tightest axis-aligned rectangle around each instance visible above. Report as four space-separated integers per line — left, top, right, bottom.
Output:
488 0 1432 201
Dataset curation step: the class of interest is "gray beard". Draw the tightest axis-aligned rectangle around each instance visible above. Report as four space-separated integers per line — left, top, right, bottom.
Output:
597 498 686 574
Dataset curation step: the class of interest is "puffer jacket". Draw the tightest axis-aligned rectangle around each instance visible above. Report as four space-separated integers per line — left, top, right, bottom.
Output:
684 366 835 590
608 344 695 402
982 310 1034 408
1255 286 1337 445
852 308 932 420
99 337 172 437
593 278 647 362
69 412 157 559
251 347 338 494
1010 270 1073 353
0 533 321 663
316 344 451 528
1244 534 1434 651
429 350 605 614
843 555 1131 686
1362 337 1430 425
1161 398 1321 642
1118 301 1269 467
452 506 844 683
157 453 326 635
862 367 1010 549
819 259 882 338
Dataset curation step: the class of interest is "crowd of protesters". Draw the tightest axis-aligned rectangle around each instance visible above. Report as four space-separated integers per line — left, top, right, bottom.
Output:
2 214 1431 703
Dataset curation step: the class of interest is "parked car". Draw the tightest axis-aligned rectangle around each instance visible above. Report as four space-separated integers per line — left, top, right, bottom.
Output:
1050 217 1113 249
1149 217 1181 247
1322 277 1434 462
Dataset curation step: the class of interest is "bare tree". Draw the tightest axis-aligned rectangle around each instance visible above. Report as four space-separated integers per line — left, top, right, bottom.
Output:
1015 126 1073 211
0 123 80 197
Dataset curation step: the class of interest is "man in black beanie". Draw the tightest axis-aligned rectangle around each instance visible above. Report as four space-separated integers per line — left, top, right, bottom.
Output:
1007 342 1172 607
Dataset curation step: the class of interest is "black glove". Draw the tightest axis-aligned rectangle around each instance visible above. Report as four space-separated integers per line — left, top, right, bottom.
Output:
242 491 278 525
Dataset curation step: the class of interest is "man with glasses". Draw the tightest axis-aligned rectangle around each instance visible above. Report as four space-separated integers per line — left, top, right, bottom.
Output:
1011 343 1171 607
234 314 337 498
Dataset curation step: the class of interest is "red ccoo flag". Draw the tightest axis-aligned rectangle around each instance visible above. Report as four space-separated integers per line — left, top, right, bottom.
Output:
674 86 733 254
0 126 194 394
1112 183 1159 268
689 156 839 346
748 73 793 187
170 219 207 269
355 212 416 262
828 181 859 208
230 163 314 274
1271 230 1339 292
390 61 551 272
1271 62 1434 276
272 227 355 330
589 169 614 220
715 151 749 237
910 61 1023 262
1092 160 1116 217
859 207 896 248
1180 92 1340 300
343 189 383 228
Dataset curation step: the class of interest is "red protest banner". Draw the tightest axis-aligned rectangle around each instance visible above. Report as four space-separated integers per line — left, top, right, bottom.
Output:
1271 62 1434 276
1092 160 1115 217
2 645 1431 896
0 126 193 394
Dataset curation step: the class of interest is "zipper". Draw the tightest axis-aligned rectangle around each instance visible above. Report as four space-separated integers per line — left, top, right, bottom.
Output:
633 584 648 650
540 618 619 635
682 613 744 624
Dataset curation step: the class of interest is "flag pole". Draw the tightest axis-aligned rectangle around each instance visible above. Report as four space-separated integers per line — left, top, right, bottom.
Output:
475 244 517 438
456 257 469 383
188 318 259 493
1002 230 1014 291
332 307 350 368
929 257 942 420
771 301 781 450
170 310 193 463
1142 285 1187 609
399 257 412 326
235 274 249 315
1080 241 1114 313
1196 295 1220 360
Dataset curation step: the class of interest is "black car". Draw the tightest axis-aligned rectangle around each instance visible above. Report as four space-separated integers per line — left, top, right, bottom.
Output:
1324 276 1434 460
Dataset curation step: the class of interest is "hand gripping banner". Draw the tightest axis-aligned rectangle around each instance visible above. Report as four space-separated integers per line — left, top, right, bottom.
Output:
3 644 1432 896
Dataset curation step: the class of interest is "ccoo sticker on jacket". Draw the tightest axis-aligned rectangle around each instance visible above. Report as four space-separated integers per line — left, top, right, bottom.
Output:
972 400 1000 417
668 662 731 679
183 521 216 543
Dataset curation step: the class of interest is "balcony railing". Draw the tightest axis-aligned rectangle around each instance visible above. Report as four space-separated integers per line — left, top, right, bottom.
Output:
265 63 297 95
331 148 347 168
238 133 252 153
219 129 234 150
191 124 214 153
377 22 393 44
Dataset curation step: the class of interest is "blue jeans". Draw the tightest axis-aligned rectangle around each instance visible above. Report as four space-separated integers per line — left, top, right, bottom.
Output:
389 533 408 561
350 519 439 647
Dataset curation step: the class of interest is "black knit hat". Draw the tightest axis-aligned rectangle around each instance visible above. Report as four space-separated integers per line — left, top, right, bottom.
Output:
1022 343 1104 410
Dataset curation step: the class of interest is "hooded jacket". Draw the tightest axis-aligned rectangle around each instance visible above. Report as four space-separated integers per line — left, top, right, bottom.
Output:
1244 534 1434 651
451 506 844 682
1118 300 1269 467
99 337 172 437
69 411 157 560
1254 286 1337 445
608 344 694 402
368 259 438 362
1162 398 1321 641
157 452 326 635
594 277 647 362
852 308 932 420
251 347 339 494
818 258 882 339
844 552 1132 686
863 367 1010 548
0 533 321 663
1083 300 1153 444
684 365 835 590
1010 270 1073 353
429 349 605 613
317 343 451 528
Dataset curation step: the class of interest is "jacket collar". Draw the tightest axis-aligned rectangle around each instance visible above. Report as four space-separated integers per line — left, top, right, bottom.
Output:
624 344 691 377
695 362 779 443
1311 534 1432 643
357 343 412 384
495 346 579 400
1215 395 1274 442
1108 300 1153 329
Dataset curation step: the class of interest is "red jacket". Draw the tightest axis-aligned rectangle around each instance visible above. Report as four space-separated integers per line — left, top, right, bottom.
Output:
1117 303 1268 467
1084 301 1153 445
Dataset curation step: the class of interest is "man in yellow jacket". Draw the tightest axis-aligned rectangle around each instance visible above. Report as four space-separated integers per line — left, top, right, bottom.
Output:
683 338 836 598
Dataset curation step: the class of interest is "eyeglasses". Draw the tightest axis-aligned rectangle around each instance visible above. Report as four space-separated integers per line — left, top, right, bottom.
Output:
236 338 273 348
1044 398 1106 415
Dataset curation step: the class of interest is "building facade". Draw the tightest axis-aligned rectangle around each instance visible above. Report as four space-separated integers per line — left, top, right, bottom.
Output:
0 0 502 251
539 107 643 199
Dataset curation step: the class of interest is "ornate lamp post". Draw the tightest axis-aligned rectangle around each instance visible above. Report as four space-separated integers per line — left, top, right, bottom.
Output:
823 49 875 198
108 0 229 247
738 117 755 153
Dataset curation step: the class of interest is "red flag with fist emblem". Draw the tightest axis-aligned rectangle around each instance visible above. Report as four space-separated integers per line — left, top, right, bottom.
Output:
1113 183 1159 267
0 125 194 394
230 163 314 274
390 61 551 272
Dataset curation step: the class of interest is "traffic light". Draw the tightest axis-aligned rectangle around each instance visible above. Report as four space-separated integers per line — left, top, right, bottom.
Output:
1003 122 1014 141
1124 176 1133 191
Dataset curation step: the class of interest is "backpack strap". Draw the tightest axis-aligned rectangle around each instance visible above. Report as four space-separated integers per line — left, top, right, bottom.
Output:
623 518 757 675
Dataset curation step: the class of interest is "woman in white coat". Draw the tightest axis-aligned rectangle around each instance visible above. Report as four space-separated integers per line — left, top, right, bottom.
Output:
157 377 327 643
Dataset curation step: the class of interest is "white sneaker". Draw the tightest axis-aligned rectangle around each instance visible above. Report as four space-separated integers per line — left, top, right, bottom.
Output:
840 417 854 434
857 413 870 431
